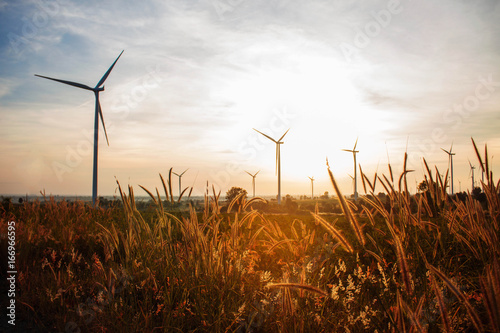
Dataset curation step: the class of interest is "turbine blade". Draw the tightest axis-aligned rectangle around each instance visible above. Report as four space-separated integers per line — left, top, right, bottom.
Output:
97 98 109 146
353 137 358 150
96 50 124 88
441 148 451 155
255 170 260 177
35 74 94 91
278 128 290 142
342 149 354 152
245 170 252 177
172 172 180 177
253 128 277 143
180 168 189 176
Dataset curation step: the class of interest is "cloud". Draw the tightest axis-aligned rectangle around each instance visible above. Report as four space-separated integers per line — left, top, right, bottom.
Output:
0 78 16 98
1 0 500 195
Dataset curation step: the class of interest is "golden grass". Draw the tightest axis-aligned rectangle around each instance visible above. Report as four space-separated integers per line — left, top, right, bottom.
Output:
3 138 500 331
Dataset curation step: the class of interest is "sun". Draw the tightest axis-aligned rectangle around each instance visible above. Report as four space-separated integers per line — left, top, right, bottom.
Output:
212 48 394 195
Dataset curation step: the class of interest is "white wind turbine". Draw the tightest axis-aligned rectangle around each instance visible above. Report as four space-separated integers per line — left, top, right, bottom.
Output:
308 176 314 199
253 128 290 204
245 170 260 198
35 51 124 206
469 160 476 191
343 138 359 200
173 168 189 200
441 144 455 195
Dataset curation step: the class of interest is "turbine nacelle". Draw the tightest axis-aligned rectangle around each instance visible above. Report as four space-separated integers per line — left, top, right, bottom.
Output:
173 168 189 178
245 170 260 178
441 148 455 156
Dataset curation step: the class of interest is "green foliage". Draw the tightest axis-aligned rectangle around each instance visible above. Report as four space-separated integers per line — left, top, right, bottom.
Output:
225 186 247 203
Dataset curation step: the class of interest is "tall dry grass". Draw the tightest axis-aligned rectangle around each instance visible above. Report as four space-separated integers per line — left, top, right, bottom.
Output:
1 138 499 331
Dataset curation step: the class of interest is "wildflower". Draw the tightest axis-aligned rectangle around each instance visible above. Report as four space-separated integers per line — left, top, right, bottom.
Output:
259 271 272 283
339 259 346 273
319 267 325 280
41 257 50 270
306 261 313 274
330 281 342 301
92 253 104 276
155 303 164 316
358 308 370 328
346 274 355 291
51 249 57 263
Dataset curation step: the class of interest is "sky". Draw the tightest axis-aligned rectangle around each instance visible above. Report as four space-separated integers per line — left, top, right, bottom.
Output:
1 0 500 199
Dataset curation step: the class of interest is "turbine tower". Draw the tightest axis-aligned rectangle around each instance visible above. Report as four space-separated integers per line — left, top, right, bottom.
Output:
35 51 124 206
441 144 455 195
245 170 260 198
173 169 189 200
308 176 314 199
253 128 290 204
348 174 355 193
343 138 359 200
469 160 475 191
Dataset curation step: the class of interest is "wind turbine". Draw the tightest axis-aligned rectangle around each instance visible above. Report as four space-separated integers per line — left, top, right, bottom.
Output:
343 138 359 200
469 160 476 191
441 144 455 195
308 176 314 199
245 170 260 198
253 128 290 204
173 169 189 200
35 50 124 206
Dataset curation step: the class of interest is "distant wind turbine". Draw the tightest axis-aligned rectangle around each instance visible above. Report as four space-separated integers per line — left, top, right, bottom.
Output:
308 176 314 199
245 170 260 198
35 50 124 206
469 160 475 190
173 168 189 200
343 138 359 200
253 128 290 204
441 144 455 195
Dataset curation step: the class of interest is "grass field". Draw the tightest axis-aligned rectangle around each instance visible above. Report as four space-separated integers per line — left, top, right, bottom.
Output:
1 144 499 332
